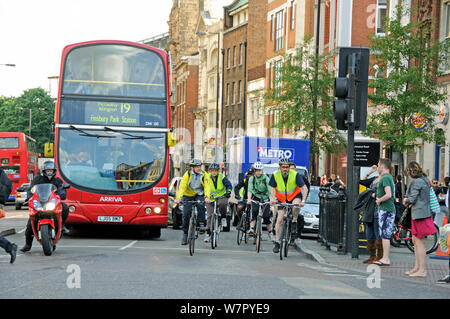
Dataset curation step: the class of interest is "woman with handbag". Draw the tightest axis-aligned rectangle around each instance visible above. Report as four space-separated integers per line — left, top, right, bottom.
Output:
403 161 437 277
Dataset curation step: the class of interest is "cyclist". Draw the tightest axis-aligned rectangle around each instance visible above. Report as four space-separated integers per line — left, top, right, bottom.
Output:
269 157 308 253
204 163 232 243
175 159 211 245
234 167 255 224
247 161 274 241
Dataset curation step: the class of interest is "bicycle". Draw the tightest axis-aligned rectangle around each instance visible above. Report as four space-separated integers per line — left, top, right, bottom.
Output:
249 199 271 253
184 199 205 256
390 221 439 254
277 203 298 260
209 195 227 249
236 203 251 245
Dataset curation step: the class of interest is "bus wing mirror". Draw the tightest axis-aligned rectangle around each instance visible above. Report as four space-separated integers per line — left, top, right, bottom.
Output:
62 184 70 189
168 132 177 147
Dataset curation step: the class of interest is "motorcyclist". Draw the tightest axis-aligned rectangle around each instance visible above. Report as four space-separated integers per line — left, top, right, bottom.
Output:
204 163 232 242
175 159 211 245
20 161 70 253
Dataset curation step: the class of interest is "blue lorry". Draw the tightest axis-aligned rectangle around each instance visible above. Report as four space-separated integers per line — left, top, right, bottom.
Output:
226 136 311 186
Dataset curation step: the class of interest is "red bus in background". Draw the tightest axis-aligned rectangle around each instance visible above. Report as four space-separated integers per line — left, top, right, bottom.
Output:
0 132 39 201
54 40 173 238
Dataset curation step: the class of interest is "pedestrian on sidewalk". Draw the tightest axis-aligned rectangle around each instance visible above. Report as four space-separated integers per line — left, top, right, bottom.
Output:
373 158 396 267
359 164 383 263
403 161 437 277
0 166 17 264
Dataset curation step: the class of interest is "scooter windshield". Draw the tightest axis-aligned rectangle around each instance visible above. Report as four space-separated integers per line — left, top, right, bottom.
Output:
33 184 56 203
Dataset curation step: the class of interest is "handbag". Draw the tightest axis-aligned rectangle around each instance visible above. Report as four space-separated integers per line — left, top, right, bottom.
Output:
429 186 440 216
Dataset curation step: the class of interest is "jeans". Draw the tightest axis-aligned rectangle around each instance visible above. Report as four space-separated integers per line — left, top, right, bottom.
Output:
0 236 13 253
365 217 381 242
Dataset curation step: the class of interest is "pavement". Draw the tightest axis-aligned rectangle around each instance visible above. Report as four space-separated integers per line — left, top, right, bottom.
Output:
2 207 450 289
295 235 450 288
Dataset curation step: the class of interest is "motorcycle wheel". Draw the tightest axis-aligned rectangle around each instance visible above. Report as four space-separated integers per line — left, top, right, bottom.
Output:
40 224 53 256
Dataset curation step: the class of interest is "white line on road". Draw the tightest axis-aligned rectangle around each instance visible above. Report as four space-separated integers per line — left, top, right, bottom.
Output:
119 240 138 250
17 227 26 234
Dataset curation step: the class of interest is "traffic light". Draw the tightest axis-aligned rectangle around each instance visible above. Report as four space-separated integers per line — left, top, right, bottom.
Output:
334 77 350 130
333 47 370 131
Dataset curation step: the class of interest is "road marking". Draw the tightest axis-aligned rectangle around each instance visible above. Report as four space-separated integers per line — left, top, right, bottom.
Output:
17 227 26 234
119 240 138 250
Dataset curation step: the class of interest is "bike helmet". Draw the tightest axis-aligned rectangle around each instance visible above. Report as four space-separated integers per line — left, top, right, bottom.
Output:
189 159 202 167
209 163 220 170
42 161 56 179
253 161 264 170
246 167 255 175
278 157 291 166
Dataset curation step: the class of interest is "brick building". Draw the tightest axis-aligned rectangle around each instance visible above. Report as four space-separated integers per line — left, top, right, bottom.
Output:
222 0 249 145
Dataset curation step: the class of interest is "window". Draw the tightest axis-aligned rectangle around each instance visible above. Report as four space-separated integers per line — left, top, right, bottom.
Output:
376 0 387 35
238 80 242 103
273 60 282 96
275 10 284 51
239 43 243 65
445 2 450 38
232 82 236 104
227 48 231 69
226 83 230 105
233 46 237 67
270 15 274 41
290 1 295 30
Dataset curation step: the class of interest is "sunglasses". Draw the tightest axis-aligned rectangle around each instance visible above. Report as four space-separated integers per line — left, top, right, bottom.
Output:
280 165 290 169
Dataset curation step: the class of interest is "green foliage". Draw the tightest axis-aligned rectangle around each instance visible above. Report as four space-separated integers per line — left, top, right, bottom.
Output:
366 5 449 152
0 88 55 153
264 36 346 174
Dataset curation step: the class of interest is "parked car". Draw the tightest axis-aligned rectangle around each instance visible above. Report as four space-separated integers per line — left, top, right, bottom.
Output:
168 177 182 229
301 186 320 233
15 183 30 210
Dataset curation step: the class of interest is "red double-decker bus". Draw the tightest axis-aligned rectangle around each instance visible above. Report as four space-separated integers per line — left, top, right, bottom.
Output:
55 40 172 237
0 132 39 201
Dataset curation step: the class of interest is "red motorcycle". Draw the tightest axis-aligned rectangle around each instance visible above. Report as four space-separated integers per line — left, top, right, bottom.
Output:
28 183 70 256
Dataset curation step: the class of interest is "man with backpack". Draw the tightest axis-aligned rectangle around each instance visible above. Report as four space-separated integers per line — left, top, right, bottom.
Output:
0 166 17 264
247 162 274 241
175 159 211 245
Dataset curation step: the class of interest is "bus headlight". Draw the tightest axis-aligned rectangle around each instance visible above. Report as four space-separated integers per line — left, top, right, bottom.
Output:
154 207 161 214
145 207 152 215
69 205 76 213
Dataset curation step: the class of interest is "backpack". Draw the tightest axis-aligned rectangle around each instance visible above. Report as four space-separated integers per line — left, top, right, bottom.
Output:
0 169 12 205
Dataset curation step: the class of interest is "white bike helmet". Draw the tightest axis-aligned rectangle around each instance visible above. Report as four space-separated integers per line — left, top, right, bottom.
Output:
253 161 264 170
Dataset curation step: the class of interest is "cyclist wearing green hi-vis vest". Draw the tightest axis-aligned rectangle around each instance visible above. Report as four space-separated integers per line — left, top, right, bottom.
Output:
204 163 232 243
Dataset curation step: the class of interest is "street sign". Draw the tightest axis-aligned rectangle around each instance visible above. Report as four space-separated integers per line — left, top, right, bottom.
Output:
354 141 380 167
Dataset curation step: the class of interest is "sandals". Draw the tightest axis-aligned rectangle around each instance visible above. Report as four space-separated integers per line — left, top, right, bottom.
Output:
373 260 391 266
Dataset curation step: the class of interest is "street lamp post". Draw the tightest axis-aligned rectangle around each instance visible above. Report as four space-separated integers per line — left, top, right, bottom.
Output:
16 107 45 137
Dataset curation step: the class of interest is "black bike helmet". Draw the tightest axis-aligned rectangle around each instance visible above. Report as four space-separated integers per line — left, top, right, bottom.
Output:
209 163 220 170
278 157 291 166
246 167 255 175
42 161 56 179
189 158 202 167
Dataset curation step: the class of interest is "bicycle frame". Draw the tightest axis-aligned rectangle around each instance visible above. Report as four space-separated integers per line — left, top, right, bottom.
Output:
250 199 270 253
183 199 204 256
277 203 299 260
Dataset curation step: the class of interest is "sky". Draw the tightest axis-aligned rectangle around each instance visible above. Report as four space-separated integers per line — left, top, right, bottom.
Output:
0 0 172 97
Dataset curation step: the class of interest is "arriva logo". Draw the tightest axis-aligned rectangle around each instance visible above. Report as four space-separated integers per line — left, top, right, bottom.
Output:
99 196 123 203
257 147 294 160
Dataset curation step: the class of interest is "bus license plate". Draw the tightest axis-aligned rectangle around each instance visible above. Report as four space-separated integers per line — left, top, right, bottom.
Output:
97 216 123 223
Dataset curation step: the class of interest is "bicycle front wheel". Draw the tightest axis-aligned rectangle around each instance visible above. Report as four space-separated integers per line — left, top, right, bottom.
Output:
211 214 217 249
188 217 196 256
280 219 287 260
284 221 291 258
256 215 262 253
237 213 245 245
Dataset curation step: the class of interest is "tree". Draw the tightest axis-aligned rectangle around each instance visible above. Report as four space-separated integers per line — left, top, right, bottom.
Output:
264 36 346 181
365 5 449 179
0 88 55 153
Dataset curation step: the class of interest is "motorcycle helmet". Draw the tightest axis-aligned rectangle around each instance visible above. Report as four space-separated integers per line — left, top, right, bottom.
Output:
42 160 56 179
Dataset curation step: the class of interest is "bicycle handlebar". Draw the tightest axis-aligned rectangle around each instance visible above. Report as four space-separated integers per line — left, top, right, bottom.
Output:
249 199 271 205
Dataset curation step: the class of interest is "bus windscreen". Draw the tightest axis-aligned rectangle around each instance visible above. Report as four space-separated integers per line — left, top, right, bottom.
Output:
62 44 166 99
0 137 19 149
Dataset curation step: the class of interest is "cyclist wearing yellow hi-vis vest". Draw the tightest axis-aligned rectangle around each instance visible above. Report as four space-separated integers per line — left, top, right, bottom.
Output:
175 159 211 245
204 163 232 243
269 157 308 253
